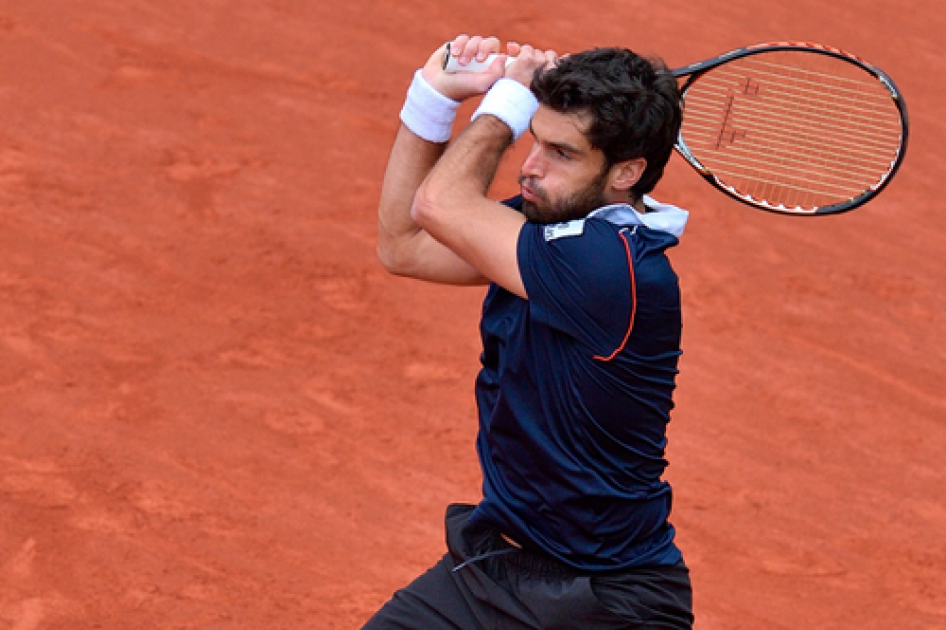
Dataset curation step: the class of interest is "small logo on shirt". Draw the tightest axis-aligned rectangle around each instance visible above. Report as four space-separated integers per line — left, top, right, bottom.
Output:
543 219 585 241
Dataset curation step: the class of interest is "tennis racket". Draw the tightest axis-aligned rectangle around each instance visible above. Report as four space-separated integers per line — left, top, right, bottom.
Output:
444 42 909 216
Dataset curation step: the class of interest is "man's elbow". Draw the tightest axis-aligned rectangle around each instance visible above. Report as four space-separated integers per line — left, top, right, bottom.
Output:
377 236 415 277
376 239 397 274
411 182 447 234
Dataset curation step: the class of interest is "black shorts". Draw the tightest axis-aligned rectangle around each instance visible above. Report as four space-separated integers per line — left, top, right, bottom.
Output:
362 504 693 629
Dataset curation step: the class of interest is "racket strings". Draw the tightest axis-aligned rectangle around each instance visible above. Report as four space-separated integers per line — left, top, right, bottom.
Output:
716 58 894 108
685 79 898 170
683 115 896 163
679 51 903 211
682 118 894 182
683 79 897 148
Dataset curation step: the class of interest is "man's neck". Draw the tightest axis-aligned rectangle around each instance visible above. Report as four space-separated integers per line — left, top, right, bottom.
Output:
604 190 646 213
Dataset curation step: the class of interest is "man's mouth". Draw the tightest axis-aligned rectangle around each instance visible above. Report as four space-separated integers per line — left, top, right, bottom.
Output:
519 179 541 202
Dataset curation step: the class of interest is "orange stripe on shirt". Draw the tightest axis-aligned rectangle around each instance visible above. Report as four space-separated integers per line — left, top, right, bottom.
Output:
594 230 636 362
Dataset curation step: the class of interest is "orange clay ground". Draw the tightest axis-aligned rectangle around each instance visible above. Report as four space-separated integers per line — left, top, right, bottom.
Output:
0 1 943 628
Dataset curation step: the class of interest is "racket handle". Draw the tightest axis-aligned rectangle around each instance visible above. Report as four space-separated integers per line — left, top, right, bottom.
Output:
442 44 516 74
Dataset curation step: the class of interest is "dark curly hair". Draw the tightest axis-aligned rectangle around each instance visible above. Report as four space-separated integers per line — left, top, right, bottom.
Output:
531 48 681 200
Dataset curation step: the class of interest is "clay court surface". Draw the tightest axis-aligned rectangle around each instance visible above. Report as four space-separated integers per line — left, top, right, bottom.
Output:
0 1 943 628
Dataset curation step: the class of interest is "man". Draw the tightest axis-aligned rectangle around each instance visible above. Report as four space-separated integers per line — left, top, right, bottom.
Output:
367 34 693 629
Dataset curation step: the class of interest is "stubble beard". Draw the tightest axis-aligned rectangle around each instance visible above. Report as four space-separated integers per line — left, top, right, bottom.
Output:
519 168 611 225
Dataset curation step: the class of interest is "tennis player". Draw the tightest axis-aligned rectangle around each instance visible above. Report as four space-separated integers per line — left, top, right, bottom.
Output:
367 34 693 629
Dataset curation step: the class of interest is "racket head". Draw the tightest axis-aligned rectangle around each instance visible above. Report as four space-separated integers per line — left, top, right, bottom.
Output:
673 42 909 215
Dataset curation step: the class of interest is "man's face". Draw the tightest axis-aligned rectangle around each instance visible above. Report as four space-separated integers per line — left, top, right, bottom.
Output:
518 106 611 224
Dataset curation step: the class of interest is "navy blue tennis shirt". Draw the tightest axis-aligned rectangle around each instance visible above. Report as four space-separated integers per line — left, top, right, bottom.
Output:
469 195 690 572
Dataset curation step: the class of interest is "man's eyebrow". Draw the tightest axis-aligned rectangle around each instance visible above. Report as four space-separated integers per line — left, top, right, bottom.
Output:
528 124 583 155
548 139 582 155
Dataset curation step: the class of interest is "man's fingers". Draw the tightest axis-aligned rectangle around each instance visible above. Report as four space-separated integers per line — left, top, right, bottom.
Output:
456 35 502 64
479 36 501 61
450 34 470 60
456 35 483 64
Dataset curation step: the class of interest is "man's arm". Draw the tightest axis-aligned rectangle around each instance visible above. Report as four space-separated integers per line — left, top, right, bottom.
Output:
376 37 508 285
411 116 528 296
377 124 484 284
412 45 556 299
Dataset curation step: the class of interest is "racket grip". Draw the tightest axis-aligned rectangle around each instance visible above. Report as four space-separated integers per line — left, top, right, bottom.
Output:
442 44 516 74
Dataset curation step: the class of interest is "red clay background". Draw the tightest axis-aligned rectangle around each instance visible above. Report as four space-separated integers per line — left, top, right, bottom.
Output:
0 1 943 628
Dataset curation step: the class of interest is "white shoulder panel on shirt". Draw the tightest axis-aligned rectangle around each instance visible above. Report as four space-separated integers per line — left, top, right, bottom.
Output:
543 219 586 241
587 197 689 238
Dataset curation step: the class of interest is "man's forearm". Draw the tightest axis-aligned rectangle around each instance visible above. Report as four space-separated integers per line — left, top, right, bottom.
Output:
410 115 528 297
419 115 512 211
376 122 492 286
377 125 445 264
417 75 537 212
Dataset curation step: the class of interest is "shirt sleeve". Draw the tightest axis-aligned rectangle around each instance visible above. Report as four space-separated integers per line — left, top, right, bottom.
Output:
517 218 635 360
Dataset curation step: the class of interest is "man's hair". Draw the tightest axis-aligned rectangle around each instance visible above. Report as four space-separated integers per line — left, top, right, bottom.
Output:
531 48 682 199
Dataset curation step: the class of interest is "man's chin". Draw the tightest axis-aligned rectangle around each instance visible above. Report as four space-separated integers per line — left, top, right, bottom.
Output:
522 200 596 225
521 204 556 225
520 199 545 223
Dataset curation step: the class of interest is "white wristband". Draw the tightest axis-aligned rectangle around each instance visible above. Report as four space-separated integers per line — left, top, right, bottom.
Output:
399 70 461 143
471 78 538 141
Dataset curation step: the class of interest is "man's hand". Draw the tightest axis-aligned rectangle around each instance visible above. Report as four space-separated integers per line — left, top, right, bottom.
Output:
503 43 559 87
421 35 559 101
422 35 507 102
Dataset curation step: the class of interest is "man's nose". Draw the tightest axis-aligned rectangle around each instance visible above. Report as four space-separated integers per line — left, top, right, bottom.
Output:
520 143 544 179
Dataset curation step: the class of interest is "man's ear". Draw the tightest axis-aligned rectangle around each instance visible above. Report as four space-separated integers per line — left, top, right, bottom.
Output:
609 158 647 192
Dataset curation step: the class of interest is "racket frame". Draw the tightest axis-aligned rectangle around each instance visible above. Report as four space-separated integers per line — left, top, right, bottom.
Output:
672 42 909 215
